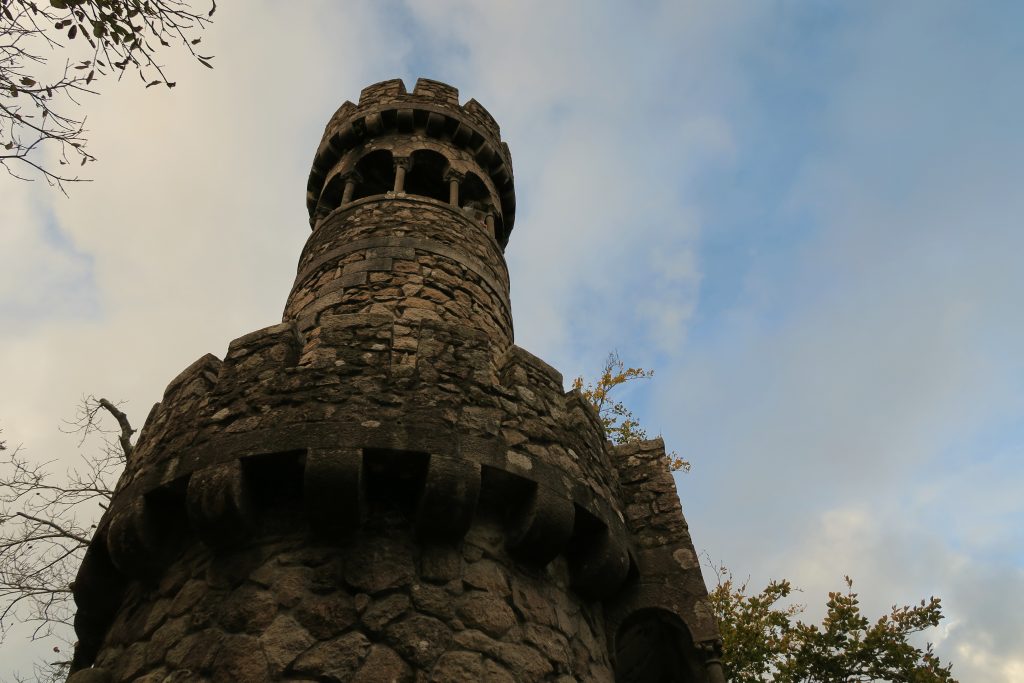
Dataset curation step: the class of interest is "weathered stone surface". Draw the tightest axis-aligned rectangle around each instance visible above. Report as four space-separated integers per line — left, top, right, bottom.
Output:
385 614 452 668
352 644 413 683
65 670 112 683
344 539 415 593
260 615 315 674
293 631 371 680
168 579 206 617
524 623 572 671
492 642 554 680
165 629 223 671
362 593 411 633
293 591 357 639
463 559 509 596
145 616 189 664
409 582 453 620
429 651 484 681
67 78 719 683
510 579 558 627
212 634 271 683
266 564 313 608
455 591 516 637
218 584 278 633
112 642 149 681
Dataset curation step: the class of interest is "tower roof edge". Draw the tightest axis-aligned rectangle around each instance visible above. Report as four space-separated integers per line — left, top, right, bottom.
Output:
307 79 515 233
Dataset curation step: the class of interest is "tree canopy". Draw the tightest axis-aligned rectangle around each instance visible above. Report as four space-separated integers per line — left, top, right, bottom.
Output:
708 567 957 682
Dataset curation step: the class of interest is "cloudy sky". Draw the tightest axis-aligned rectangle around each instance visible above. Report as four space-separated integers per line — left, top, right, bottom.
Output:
2 1 1022 679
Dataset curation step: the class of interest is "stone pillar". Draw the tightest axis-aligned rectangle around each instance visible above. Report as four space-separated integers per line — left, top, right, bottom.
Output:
393 157 411 193
707 659 728 683
446 170 464 207
341 170 361 205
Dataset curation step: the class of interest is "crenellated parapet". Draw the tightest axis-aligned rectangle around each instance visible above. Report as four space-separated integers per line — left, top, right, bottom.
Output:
307 78 515 246
71 314 635 672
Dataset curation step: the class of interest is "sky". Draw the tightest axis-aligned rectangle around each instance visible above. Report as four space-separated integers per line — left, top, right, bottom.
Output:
1 1 1022 679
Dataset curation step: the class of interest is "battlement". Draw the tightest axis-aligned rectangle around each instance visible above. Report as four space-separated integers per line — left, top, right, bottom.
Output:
71 312 642 671
353 78 499 140
69 78 722 683
307 79 515 241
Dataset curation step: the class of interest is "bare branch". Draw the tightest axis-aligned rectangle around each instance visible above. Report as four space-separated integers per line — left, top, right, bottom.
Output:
13 513 90 547
97 398 134 461
0 400 132 677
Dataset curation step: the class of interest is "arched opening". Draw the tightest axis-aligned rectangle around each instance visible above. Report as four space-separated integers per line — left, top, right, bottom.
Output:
316 172 345 218
404 149 449 203
614 609 706 683
352 149 395 201
460 171 492 211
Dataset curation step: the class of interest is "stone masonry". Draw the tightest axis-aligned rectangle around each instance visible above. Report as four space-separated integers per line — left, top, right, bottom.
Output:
67 79 726 682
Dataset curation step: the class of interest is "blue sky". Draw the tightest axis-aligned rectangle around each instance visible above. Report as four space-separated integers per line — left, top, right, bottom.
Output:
1 1 1022 679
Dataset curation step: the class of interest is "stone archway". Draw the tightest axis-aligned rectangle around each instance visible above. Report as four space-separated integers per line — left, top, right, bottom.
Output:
614 608 707 682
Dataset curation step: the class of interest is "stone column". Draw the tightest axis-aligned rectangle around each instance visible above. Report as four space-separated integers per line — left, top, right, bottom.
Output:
393 157 411 193
445 170 464 207
701 641 728 683
341 170 361 206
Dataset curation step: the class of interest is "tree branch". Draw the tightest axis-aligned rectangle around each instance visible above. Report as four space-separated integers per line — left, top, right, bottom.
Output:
97 398 134 461
12 513 90 547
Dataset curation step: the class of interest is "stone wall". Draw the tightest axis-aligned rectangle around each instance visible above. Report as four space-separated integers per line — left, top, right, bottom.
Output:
84 515 614 682
71 312 635 678
284 199 513 349
67 78 722 682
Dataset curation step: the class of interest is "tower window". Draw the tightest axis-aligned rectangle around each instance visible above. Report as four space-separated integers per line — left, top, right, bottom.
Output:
460 171 492 211
316 173 345 217
405 149 449 203
352 149 395 201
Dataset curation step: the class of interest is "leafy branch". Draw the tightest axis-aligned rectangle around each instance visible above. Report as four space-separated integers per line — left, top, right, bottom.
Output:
0 0 215 191
573 351 690 471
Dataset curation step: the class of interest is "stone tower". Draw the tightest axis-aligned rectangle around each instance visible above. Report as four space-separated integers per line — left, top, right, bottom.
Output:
67 79 725 682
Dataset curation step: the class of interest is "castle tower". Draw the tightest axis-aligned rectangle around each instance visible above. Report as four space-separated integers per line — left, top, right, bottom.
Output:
67 79 725 683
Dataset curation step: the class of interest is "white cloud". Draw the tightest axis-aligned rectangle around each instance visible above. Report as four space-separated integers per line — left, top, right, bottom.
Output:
2 1 1021 679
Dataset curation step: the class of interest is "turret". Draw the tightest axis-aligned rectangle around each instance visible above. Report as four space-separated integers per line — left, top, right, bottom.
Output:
285 78 515 349
66 79 724 683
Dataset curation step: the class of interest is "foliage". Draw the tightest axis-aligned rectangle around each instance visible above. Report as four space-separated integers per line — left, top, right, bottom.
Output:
0 0 215 189
0 397 131 682
573 351 690 471
708 564 958 683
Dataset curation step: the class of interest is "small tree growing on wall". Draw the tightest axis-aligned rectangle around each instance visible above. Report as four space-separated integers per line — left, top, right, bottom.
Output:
572 351 689 472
